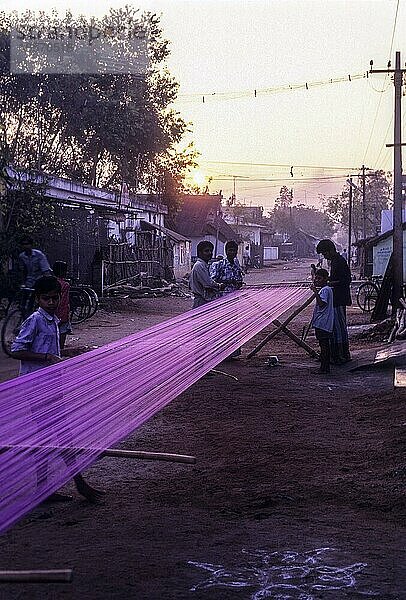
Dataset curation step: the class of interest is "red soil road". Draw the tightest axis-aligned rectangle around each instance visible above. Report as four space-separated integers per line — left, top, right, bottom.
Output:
0 260 404 599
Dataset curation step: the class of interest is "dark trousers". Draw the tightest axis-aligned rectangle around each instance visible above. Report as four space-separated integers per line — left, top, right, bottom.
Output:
315 328 331 373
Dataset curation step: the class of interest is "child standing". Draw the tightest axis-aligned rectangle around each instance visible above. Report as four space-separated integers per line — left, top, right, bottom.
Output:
52 261 72 349
11 276 103 503
311 268 334 374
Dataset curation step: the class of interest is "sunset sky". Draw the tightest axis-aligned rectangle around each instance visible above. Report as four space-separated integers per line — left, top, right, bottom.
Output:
3 0 406 210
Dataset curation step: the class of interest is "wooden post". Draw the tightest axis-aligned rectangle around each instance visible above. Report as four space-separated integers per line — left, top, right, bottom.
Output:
272 319 319 358
0 570 73 583
102 449 196 464
1 446 196 465
247 294 315 358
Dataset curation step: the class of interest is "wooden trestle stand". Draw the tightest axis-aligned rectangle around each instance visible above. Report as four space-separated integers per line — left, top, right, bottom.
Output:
247 292 319 359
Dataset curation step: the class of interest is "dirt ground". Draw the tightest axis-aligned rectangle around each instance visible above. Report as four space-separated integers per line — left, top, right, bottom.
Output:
0 260 405 600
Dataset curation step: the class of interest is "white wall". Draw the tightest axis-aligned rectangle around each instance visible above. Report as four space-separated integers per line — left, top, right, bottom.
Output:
373 231 406 279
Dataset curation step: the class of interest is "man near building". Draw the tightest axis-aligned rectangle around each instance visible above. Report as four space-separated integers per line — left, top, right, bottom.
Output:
189 241 224 309
19 236 52 316
316 239 352 364
210 240 244 294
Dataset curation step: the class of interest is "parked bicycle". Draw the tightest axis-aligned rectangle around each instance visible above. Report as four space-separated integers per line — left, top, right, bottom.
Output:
1 284 99 356
1 288 35 357
69 284 99 324
355 276 382 312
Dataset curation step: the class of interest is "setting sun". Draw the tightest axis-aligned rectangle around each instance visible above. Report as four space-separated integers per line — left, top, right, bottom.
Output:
190 168 206 189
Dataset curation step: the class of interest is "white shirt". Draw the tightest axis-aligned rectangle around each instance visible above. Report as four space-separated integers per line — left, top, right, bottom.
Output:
312 285 334 332
189 258 219 301
11 308 60 376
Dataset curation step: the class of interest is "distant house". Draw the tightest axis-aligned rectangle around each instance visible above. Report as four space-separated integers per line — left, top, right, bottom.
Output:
223 204 274 266
168 194 240 259
285 229 319 258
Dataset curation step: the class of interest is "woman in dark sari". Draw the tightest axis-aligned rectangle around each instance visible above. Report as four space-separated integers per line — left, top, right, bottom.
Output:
316 240 352 364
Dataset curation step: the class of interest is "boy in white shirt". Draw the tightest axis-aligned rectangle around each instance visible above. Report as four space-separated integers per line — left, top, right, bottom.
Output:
311 269 334 374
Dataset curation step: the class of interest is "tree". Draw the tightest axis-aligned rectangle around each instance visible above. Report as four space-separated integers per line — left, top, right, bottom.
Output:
0 7 195 193
270 204 334 239
274 186 293 209
324 170 391 240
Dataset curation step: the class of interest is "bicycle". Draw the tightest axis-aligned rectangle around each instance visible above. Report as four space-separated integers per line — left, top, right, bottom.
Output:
355 276 382 312
1 288 35 357
69 284 99 324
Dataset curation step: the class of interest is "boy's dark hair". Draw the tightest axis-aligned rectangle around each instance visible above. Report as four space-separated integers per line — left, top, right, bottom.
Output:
225 240 238 252
316 239 336 254
315 268 329 279
53 261 68 278
20 235 34 245
34 276 61 296
197 240 214 256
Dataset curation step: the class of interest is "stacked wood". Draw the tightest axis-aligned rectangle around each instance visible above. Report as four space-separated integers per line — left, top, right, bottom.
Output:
388 298 406 342
105 278 191 299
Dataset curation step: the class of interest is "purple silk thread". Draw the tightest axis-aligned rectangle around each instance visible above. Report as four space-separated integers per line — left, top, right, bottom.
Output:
0 285 309 533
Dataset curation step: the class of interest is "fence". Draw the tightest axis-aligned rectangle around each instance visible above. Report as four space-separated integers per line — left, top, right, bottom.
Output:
101 233 174 295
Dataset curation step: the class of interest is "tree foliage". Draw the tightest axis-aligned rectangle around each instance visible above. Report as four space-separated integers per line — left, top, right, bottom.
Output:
324 170 391 240
274 185 293 209
270 204 335 239
0 7 194 193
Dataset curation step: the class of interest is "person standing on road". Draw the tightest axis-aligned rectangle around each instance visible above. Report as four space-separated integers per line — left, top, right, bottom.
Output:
210 241 244 294
18 236 52 317
210 240 244 358
242 246 250 273
19 236 52 288
10 275 104 503
52 261 72 349
189 241 224 309
316 239 352 364
310 268 334 374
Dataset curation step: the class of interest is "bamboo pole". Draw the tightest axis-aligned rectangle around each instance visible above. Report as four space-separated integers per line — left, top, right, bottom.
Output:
1 446 196 465
247 294 315 358
0 570 73 583
102 449 196 464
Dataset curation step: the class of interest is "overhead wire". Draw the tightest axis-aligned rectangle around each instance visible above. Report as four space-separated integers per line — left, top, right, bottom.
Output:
176 72 367 104
362 0 400 165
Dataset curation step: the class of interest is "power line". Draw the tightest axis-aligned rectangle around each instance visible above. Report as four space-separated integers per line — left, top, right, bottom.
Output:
200 160 358 171
210 174 348 183
176 72 367 104
362 0 400 164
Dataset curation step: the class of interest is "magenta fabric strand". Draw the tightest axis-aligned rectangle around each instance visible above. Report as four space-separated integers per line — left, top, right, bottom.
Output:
0 285 310 533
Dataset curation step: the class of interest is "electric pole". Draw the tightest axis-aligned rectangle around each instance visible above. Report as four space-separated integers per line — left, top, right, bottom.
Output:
361 164 366 239
370 52 405 312
348 178 353 267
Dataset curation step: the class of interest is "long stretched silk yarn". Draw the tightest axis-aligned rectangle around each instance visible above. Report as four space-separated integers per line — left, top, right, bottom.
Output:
0 284 310 533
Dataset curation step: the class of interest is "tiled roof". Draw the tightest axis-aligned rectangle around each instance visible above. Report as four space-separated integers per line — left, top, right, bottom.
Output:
169 194 239 242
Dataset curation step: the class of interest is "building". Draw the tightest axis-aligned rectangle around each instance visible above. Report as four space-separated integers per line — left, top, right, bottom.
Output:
4 168 171 290
169 194 240 259
222 204 273 266
354 224 406 280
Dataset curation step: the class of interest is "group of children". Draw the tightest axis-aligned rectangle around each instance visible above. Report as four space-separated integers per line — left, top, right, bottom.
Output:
189 237 347 376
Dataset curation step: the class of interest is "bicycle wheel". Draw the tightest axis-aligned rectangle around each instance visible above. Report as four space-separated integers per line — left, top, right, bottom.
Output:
356 282 379 312
69 288 92 324
80 286 99 319
1 309 24 356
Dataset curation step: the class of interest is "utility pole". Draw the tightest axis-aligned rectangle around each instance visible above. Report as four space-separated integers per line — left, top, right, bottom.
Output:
348 178 353 267
361 164 366 239
370 53 406 311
